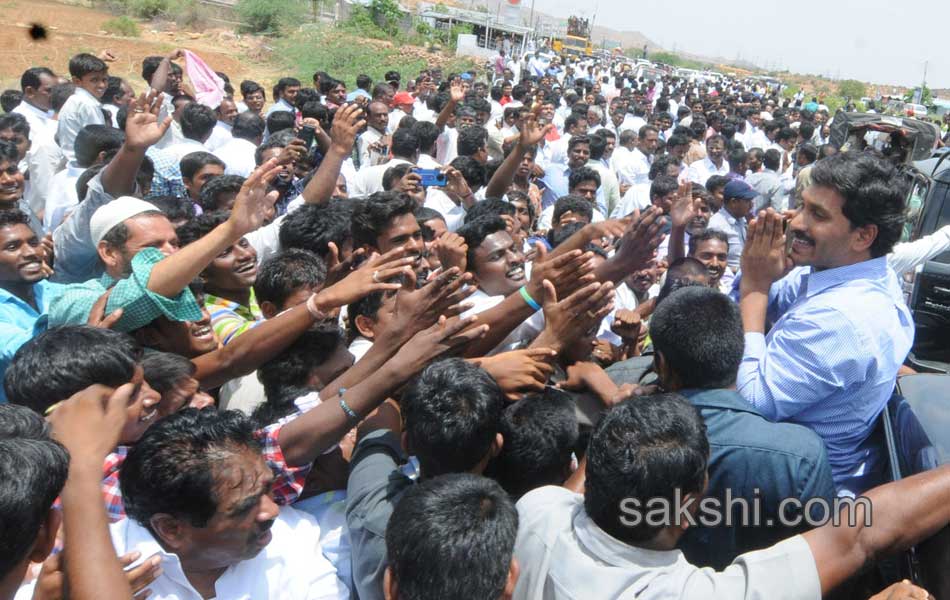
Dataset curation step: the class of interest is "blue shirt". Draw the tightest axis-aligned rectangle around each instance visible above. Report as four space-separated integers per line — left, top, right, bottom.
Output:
539 164 606 214
0 280 65 403
737 257 914 493
677 388 836 569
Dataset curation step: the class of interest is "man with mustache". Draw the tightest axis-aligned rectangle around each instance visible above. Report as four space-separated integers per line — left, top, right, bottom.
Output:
737 152 914 495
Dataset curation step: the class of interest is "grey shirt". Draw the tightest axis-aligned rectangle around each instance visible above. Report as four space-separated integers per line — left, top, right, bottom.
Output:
707 209 747 270
345 429 413 600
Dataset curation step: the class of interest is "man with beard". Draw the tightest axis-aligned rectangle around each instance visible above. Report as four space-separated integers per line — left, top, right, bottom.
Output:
114 408 350 599
737 152 914 495
0 209 59 403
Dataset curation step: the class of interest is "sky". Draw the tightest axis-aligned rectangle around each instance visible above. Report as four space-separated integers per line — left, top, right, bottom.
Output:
523 0 950 90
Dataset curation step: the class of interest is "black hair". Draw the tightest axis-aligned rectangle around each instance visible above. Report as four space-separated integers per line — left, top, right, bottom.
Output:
0 208 31 232
457 215 508 270
463 199 514 227
4 326 141 416
68 52 107 79
650 174 679 201
390 127 419 159
254 324 345 425
101 76 125 105
763 148 782 171
197 175 244 212
145 195 197 224
279 201 354 259
0 406 69 579
141 351 197 397
568 166 600 192
180 151 225 180
176 210 229 247
74 124 124 168
273 77 301 102
120 408 261 528
449 155 486 190
588 132 608 161
411 120 440 155
0 113 28 141
584 394 709 544
254 248 327 310
50 83 75 113
239 80 264 98
140 56 163 84
402 358 504 476
381 163 412 192
457 126 488 158
547 220 585 249
809 151 906 258
266 111 296 136
797 143 818 164
705 175 730 193
0 90 21 113
385 473 518 600
646 154 678 181
491 391 578 499
651 285 743 388
351 192 417 249
567 134 590 153
688 228 729 255
180 103 217 141
295 87 320 111
20 67 55 93
254 136 289 167
356 74 372 90
553 194 593 224
727 147 747 171
232 112 266 141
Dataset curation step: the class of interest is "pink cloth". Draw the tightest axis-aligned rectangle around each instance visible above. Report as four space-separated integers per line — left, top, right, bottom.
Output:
183 50 225 109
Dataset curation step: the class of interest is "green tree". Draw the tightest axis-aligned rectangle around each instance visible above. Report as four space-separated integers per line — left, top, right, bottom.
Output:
836 79 866 100
904 85 933 106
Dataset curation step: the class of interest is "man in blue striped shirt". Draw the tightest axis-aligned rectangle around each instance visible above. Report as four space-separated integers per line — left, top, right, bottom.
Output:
736 152 914 496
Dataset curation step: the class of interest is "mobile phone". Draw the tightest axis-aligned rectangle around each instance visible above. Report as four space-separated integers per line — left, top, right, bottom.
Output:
412 168 447 187
297 124 316 148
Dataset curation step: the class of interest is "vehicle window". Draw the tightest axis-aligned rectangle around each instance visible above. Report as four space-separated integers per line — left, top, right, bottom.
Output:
903 179 929 242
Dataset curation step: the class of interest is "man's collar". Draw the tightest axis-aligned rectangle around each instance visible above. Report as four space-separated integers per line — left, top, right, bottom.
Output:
573 507 684 570
678 388 761 415
802 256 888 299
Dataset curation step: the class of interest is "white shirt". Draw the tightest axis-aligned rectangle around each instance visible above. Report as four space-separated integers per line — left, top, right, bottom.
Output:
416 153 441 170
888 224 950 277
44 161 85 231
461 287 544 355
424 188 467 232
214 137 259 177
12 100 55 140
687 156 729 186
163 138 209 165
613 147 652 187
56 87 105 163
538 204 605 231
436 127 459 166
108 509 348 600
512 486 821 600
357 127 388 169
24 128 65 218
350 158 411 197
206 120 233 151
610 182 650 219
348 336 374 362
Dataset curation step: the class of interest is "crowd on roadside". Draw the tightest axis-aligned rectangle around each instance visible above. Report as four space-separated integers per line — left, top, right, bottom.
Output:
2 44 950 600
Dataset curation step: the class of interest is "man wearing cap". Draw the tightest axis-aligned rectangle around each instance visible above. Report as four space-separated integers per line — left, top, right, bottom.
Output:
48 161 279 332
387 92 416 133
707 180 757 272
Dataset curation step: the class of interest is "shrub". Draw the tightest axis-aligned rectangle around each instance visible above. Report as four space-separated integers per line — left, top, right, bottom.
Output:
235 0 306 34
102 15 141 37
127 0 169 19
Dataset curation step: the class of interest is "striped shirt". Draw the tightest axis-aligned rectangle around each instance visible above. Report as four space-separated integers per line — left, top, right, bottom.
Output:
205 288 263 345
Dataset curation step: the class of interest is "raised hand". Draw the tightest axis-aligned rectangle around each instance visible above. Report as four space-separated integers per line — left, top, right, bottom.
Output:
669 180 701 229
519 113 554 149
314 246 415 309
740 208 792 293
86 289 124 329
611 308 642 341
48 383 136 468
124 92 172 151
534 279 615 353
433 231 468 273
443 166 473 204
330 103 366 154
226 158 282 235
119 552 163 600
98 50 118 63
477 348 556 400
613 206 666 273
384 267 477 344
391 314 489 373
278 138 308 165
449 78 465 104
527 246 596 300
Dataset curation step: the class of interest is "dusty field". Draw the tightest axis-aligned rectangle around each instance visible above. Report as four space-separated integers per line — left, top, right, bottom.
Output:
0 0 277 93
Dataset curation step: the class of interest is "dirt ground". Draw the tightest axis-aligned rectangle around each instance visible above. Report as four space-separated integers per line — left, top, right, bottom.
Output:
0 0 279 92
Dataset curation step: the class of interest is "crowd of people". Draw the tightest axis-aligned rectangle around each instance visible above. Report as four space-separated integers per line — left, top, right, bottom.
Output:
2 44 950 600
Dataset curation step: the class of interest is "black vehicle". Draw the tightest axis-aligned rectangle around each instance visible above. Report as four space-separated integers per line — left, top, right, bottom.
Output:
906 149 950 372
